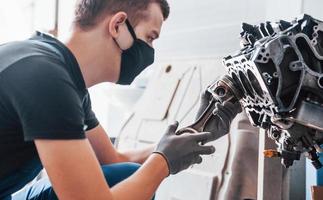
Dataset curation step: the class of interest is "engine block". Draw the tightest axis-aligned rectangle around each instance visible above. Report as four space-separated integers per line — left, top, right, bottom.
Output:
221 14 323 168
224 14 323 129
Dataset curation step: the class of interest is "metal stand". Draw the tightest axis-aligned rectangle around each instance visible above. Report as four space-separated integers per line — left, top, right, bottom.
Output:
257 129 306 200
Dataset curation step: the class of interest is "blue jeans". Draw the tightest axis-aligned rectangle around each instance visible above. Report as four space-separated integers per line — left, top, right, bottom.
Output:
3 162 142 200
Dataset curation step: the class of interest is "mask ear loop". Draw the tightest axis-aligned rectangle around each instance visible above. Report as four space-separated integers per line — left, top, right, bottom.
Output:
125 19 137 40
114 19 136 51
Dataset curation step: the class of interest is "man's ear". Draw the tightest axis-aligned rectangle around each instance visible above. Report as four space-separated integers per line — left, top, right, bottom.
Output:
108 12 127 39
108 12 134 50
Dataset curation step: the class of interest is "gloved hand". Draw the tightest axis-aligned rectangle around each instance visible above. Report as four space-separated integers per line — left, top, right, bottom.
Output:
196 90 242 141
153 121 215 175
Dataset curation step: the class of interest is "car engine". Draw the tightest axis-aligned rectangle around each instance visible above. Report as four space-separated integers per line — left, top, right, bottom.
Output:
180 14 323 169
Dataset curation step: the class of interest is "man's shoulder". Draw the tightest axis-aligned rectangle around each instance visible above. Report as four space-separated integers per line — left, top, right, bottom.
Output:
0 48 75 102
0 40 66 76
0 55 69 85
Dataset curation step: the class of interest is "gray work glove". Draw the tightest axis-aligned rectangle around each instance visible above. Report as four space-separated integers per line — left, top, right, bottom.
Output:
196 90 213 119
196 90 242 141
154 121 215 175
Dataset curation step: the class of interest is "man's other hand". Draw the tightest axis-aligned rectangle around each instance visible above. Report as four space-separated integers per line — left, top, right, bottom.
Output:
196 90 242 141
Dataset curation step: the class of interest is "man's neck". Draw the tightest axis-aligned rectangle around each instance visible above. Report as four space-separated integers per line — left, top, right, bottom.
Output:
64 29 119 88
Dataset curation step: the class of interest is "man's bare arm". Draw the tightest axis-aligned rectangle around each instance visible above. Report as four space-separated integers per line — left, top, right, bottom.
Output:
35 123 215 199
86 125 154 164
35 139 168 200
117 144 155 164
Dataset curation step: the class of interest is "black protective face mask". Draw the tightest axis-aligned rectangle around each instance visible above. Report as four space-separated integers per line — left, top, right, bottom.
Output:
116 20 155 85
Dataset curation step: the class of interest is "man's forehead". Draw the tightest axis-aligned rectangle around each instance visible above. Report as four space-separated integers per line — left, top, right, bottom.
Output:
136 3 164 33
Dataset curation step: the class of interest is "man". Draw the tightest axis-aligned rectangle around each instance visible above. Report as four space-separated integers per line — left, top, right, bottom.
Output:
0 0 240 199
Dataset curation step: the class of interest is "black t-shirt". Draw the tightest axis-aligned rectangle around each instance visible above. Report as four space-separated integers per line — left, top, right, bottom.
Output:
0 32 99 197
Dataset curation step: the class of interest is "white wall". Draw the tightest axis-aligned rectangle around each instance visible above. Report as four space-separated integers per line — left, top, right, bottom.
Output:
154 0 323 63
0 0 55 43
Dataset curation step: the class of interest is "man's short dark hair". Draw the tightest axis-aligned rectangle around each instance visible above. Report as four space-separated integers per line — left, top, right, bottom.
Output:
74 0 170 29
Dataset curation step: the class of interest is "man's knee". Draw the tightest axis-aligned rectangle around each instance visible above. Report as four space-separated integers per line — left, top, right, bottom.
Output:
10 177 58 200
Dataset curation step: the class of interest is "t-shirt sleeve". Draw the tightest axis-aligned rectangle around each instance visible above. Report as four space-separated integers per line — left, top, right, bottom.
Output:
82 93 99 131
5 56 87 141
